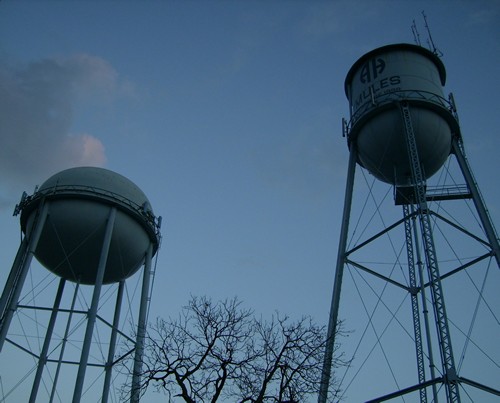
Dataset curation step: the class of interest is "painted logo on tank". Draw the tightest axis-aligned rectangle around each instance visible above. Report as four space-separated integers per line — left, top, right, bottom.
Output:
353 56 402 112
360 57 385 83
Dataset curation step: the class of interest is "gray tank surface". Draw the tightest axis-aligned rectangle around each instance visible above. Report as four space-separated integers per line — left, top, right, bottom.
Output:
20 167 159 284
344 43 459 185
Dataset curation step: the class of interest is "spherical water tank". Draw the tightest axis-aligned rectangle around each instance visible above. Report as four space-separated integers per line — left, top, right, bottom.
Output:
344 43 460 185
20 167 160 285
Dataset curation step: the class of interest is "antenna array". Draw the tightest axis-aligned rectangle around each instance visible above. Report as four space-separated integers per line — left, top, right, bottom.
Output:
411 11 443 57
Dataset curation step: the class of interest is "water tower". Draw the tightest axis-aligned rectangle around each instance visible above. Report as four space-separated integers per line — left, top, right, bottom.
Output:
0 167 161 402
319 44 500 402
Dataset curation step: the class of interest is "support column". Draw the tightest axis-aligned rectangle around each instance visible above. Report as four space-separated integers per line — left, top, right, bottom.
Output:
403 204 427 403
29 278 66 403
452 137 500 268
73 207 116 403
131 243 153 403
412 204 439 402
318 145 357 403
0 237 28 324
50 281 80 402
102 280 125 403
0 200 49 352
400 102 460 402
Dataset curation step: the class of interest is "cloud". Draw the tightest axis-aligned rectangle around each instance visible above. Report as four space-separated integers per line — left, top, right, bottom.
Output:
64 133 107 167
0 54 123 206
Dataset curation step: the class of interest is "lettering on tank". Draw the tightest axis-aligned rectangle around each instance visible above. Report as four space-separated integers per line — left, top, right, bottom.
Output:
359 57 385 83
354 56 402 111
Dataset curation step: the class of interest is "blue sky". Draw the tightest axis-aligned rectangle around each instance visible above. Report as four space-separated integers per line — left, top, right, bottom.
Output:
0 1 499 402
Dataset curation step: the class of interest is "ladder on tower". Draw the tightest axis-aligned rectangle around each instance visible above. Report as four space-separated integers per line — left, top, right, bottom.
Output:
400 101 461 403
402 202 428 403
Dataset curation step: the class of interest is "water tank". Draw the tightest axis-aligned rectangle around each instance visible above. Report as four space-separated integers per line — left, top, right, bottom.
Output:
20 167 159 285
344 43 460 185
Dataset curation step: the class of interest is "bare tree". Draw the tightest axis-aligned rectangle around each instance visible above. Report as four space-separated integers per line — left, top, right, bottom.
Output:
234 315 335 402
130 296 347 402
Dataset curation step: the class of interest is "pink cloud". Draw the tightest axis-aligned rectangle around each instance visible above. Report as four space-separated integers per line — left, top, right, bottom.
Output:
0 54 127 206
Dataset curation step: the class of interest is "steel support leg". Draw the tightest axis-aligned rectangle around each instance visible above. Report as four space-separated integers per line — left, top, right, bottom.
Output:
0 237 28 326
451 137 500 268
412 204 439 402
73 207 116 403
102 280 125 403
318 145 357 403
403 204 427 403
29 278 66 403
50 281 80 402
0 200 49 352
131 244 153 403
400 102 460 402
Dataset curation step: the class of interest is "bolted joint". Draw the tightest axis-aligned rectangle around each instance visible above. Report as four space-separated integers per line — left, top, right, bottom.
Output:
445 367 458 383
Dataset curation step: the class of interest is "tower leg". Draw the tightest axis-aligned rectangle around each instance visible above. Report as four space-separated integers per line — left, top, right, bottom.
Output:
318 145 357 403
29 278 66 403
411 204 439 402
400 102 460 402
102 280 125 403
131 243 154 403
73 207 116 403
0 237 28 326
50 281 80 402
0 200 49 352
452 137 500 268
402 204 427 403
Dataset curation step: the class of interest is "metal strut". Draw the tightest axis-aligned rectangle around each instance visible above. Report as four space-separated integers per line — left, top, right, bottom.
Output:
451 136 500 268
402 204 427 403
0 199 50 353
400 102 461 402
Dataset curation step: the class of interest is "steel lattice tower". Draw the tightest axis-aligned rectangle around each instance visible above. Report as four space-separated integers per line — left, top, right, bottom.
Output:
0 167 161 403
318 44 500 403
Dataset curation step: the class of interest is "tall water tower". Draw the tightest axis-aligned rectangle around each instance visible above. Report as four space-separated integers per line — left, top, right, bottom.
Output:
0 167 161 402
319 44 499 402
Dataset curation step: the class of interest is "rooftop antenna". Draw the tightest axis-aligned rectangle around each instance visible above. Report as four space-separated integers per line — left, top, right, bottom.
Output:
411 19 421 46
422 10 443 56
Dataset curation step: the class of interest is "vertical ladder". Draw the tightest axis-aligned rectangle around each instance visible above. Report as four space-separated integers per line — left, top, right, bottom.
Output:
400 102 461 402
403 203 427 403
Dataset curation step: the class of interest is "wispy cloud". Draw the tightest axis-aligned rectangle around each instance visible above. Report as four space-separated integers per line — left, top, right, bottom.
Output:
0 54 127 206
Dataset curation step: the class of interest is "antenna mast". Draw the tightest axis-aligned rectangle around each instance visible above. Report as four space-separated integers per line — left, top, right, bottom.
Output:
422 11 443 56
411 19 421 46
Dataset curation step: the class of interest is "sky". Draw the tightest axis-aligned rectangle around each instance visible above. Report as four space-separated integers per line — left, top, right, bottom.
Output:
0 1 499 402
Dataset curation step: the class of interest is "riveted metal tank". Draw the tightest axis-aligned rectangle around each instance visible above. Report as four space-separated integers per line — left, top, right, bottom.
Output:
19 167 160 285
344 43 460 185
